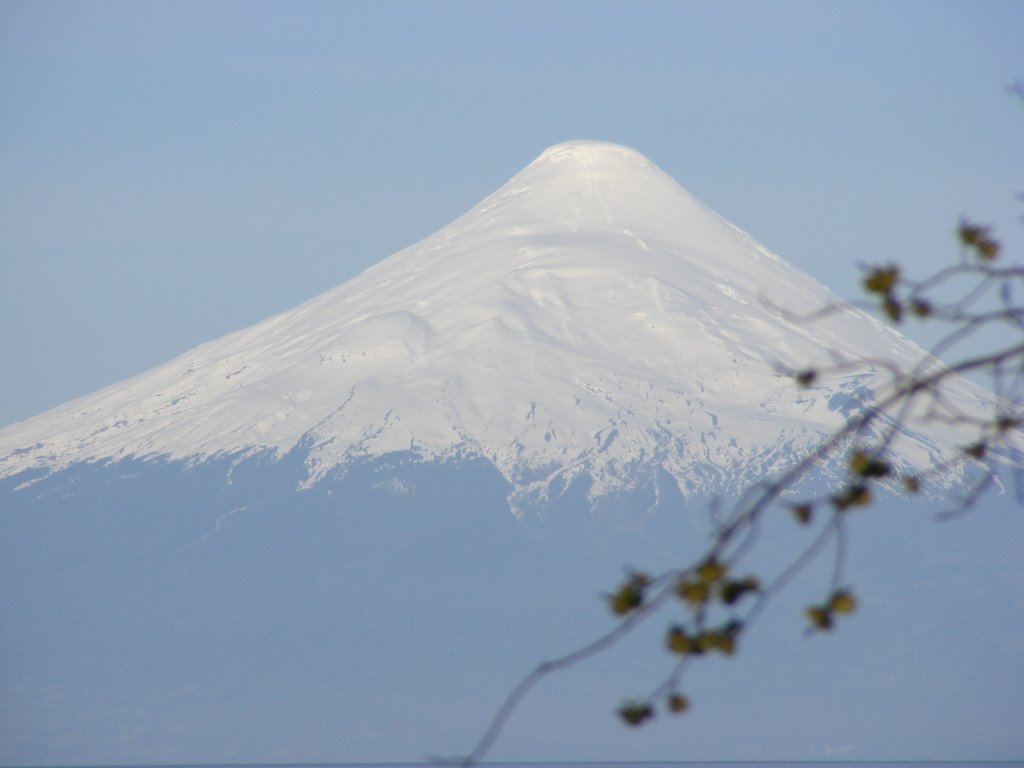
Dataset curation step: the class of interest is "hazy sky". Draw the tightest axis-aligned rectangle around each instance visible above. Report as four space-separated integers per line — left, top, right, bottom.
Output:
1 0 1022 427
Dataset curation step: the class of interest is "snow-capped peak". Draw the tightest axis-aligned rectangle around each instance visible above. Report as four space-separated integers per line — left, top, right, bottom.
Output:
0 141 987 509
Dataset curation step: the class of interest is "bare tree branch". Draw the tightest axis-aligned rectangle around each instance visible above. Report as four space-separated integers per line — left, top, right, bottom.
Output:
458 218 1023 763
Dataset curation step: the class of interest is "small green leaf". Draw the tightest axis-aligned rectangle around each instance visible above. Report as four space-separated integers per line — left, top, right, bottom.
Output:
719 576 760 605
829 590 857 615
963 442 987 459
791 503 813 524
608 572 650 616
806 606 834 631
862 265 900 294
795 369 817 388
832 484 871 511
978 239 1000 260
997 416 1021 433
666 626 694 655
882 295 903 322
958 220 1000 260
696 558 727 583
695 632 717 653
676 579 711 607
911 299 932 318
618 701 655 726
668 693 689 713
706 629 737 656
850 450 891 478
849 485 872 506
958 220 985 246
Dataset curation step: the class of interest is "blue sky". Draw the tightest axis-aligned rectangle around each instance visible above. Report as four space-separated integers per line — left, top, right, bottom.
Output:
1 0 1022 427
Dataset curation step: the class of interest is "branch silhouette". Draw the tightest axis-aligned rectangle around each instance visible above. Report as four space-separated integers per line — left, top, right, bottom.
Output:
458 217 1023 764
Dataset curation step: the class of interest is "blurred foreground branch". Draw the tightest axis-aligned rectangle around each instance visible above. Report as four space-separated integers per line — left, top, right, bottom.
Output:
459 217 1023 765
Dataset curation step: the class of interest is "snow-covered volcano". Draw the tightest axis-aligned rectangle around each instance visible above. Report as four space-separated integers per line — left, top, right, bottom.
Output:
0 141 981 509
3 142 1021 766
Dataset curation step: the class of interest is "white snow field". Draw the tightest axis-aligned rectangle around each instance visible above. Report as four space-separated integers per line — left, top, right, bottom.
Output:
0 140 986 510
